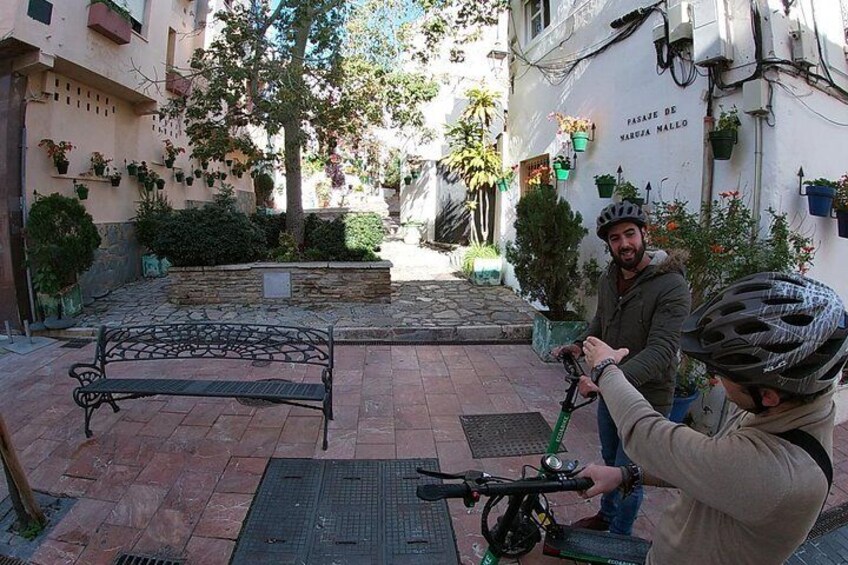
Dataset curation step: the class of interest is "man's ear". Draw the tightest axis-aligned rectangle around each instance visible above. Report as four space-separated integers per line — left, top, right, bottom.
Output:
759 388 782 408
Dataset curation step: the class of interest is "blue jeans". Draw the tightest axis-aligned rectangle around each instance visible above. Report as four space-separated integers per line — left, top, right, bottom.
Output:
597 398 642 535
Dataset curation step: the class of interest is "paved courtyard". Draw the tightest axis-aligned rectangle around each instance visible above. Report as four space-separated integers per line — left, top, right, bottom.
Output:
2 340 848 564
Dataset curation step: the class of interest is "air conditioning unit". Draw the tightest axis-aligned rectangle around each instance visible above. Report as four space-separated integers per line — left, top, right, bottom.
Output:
692 0 733 66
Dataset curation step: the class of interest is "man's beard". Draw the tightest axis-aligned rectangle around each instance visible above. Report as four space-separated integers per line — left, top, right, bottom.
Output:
612 240 646 271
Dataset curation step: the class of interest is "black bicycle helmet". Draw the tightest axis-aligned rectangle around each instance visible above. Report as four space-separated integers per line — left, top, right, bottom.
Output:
681 272 848 395
596 201 648 240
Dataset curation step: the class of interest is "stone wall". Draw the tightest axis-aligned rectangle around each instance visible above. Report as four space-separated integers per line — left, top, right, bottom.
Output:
168 262 392 305
79 222 140 302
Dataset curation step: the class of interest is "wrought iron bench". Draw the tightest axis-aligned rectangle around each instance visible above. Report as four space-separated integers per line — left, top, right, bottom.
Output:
68 323 334 449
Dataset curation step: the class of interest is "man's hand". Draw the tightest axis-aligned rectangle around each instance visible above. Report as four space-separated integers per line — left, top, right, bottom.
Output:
577 375 600 398
584 336 629 368
576 464 624 498
551 343 582 360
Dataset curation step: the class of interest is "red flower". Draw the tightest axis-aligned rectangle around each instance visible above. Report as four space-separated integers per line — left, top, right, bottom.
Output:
719 190 740 199
710 244 725 253
666 221 678 231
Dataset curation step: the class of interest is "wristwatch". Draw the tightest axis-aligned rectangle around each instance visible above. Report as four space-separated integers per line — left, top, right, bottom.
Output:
590 358 617 385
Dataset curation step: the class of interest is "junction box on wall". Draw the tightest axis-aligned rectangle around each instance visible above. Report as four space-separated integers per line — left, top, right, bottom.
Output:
691 0 734 66
789 19 818 68
668 2 693 44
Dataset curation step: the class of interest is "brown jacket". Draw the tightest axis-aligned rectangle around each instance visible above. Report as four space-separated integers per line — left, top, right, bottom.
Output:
598 366 833 564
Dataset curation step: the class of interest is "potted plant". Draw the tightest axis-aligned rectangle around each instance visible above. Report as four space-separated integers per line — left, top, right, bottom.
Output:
403 175 412 186
136 161 149 183
90 152 111 176
497 165 517 192
225 159 233 167
193 168 203 179
109 169 122 187
552 155 571 181
38 139 74 174
26 193 101 324
401 220 425 245
175 170 185 183
185 174 194 186
614 181 643 206
232 161 246 178
133 191 173 278
462 243 502 285
549 112 593 152
163 139 184 168
506 184 589 361
74 181 89 200
671 356 714 423
204 171 216 187
127 160 139 176
802 177 839 217
834 174 848 238
709 105 740 160
87 0 132 45
594 173 616 198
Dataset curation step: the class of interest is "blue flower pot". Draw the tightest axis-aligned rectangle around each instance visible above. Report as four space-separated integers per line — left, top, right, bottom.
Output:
805 185 836 217
837 210 848 238
670 391 700 423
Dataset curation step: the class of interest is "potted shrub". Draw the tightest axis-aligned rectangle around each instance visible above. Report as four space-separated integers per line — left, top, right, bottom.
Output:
163 139 184 168
175 170 185 183
133 191 173 278
462 243 502 285
127 160 139 176
403 175 412 186
506 184 588 361
74 181 89 200
671 356 714 423
193 168 203 179
802 177 838 217
136 161 149 182
552 155 572 181
109 169 122 187
26 193 101 323
90 151 111 176
497 165 517 192
185 174 194 186
594 173 616 198
614 181 643 206
550 112 593 152
709 105 740 160
834 174 848 238
232 161 246 178
205 171 216 187
38 139 74 174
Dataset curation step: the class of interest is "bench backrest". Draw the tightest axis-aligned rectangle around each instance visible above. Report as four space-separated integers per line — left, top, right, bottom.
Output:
95 323 333 370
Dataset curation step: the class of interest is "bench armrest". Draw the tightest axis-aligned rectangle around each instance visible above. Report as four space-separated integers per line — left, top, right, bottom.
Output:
69 363 105 387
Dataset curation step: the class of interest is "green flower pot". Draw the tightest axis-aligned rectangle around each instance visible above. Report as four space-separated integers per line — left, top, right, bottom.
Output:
709 130 737 160
497 179 510 192
554 168 570 181
532 311 588 362
571 132 590 152
596 180 615 198
164 158 175 168
93 164 106 176
185 176 194 186
127 163 138 176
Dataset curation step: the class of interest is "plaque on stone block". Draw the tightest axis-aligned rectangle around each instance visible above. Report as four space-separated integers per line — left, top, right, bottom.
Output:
263 272 291 298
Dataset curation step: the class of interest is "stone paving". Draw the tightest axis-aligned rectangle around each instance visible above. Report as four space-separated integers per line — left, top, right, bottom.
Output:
72 240 536 343
2 341 848 565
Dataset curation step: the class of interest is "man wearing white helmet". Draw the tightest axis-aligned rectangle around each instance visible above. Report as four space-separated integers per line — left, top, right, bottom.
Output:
576 272 848 564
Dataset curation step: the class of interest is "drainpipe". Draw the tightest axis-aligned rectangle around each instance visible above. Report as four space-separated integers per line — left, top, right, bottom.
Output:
751 113 764 230
19 100 37 323
700 115 715 218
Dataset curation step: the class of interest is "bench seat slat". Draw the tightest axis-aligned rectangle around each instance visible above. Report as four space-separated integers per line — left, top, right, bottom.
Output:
82 378 325 402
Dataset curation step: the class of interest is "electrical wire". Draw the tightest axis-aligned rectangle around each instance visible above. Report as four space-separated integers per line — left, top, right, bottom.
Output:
772 80 848 126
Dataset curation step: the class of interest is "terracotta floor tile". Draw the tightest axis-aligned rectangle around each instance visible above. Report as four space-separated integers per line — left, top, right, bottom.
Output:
87 463 143 502
139 411 186 437
76 523 142 565
232 426 281 457
247 404 291 428
316 429 357 459
53 475 95 497
422 376 456 395
19 438 62 470
394 404 432 430
133 508 194 555
161 471 219 523
185 535 235 565
48 498 116 545
206 414 251 442
135 451 188 488
279 416 322 444
215 457 269 494
106 484 169 529
193 492 253 540
396 429 437 458
360 395 394 418
182 402 225 427
30 538 85 565
357 417 395 444
273 442 317 458
355 443 396 459
426 393 462 416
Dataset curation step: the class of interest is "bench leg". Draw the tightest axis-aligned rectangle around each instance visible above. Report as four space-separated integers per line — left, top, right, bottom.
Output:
84 406 95 438
322 414 329 451
107 394 121 413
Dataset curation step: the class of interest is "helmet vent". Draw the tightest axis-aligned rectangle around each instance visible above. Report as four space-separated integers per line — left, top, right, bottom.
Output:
735 321 770 335
781 314 814 327
733 283 771 294
761 342 802 354
763 297 802 306
702 330 724 344
720 303 745 316
716 353 761 366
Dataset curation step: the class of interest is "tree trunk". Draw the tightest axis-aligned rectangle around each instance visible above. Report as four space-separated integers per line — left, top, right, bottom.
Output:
284 120 305 245
0 414 45 529
479 188 490 244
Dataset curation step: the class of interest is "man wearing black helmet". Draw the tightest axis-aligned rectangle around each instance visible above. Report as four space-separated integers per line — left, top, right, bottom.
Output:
553 201 691 535
576 272 848 564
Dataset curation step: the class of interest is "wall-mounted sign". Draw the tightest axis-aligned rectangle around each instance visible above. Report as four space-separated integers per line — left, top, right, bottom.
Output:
620 106 689 142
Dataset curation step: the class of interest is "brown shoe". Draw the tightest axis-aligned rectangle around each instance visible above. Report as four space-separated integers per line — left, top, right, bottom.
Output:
571 512 610 531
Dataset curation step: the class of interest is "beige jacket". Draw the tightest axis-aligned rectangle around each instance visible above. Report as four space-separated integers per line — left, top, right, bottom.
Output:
598 366 833 565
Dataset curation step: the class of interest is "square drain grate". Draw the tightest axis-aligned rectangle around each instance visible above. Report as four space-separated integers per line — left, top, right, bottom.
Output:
460 411 558 458
60 338 93 349
230 458 458 564
113 555 184 565
0 557 30 565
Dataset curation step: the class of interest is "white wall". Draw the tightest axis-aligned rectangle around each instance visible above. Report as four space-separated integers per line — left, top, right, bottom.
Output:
504 0 848 298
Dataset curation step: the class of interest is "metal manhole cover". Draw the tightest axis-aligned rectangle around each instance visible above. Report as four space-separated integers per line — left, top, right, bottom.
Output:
460 412 558 458
235 378 292 407
807 501 848 540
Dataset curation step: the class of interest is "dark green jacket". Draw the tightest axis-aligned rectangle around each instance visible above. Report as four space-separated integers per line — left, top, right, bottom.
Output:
583 250 691 411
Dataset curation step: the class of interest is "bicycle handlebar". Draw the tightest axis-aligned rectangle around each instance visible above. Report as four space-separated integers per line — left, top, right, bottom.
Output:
417 476 593 501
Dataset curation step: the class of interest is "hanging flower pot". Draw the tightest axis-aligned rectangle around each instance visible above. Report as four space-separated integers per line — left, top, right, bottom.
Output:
164 158 175 168
74 182 89 200
836 210 848 238
93 164 106 176
127 162 139 176
411 170 420 179
110 174 122 187
56 160 70 175
552 156 571 181
570 131 590 152
155 178 166 190
201 161 209 170
194 168 202 179
404 175 412 186
185 175 194 186
594 174 615 198
225 159 233 167
803 183 836 217
708 130 736 160
497 178 510 192
175 171 185 182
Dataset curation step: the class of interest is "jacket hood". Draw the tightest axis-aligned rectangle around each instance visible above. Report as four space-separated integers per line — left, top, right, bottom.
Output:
605 248 688 279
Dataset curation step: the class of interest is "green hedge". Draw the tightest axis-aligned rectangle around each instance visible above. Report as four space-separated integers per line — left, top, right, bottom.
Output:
300 213 383 261
250 211 286 249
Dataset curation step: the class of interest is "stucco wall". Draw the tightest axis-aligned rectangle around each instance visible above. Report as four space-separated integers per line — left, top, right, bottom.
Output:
168 262 393 305
504 0 848 299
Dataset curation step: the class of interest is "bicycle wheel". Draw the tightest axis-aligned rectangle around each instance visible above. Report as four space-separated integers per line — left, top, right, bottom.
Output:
482 495 542 557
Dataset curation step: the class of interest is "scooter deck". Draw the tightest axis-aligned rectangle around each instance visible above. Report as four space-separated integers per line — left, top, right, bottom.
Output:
543 525 650 564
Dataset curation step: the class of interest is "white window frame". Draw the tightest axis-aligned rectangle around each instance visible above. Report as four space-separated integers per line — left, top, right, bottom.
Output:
524 0 550 42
